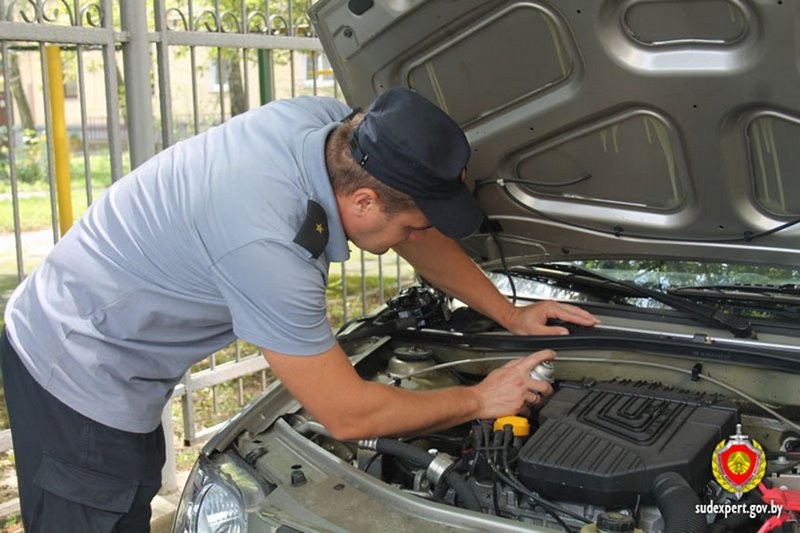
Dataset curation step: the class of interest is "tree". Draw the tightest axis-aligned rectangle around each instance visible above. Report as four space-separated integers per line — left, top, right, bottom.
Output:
227 49 245 117
220 0 313 116
9 51 34 130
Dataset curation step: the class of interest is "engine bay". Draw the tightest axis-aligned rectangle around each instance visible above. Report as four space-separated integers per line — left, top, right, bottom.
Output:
234 288 800 532
300 361 798 531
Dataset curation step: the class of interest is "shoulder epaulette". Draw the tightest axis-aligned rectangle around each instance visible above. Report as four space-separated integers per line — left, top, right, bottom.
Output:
293 199 329 259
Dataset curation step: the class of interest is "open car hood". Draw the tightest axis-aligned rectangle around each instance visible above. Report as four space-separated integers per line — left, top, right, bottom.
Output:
309 0 800 266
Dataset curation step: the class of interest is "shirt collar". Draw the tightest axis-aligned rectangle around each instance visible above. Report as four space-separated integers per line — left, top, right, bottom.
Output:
302 122 350 263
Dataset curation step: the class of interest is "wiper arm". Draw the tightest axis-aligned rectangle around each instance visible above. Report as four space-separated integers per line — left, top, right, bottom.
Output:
528 263 754 338
668 284 800 303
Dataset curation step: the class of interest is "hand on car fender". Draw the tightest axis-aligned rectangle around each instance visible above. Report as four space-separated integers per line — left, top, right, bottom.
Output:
505 300 599 336
471 349 556 419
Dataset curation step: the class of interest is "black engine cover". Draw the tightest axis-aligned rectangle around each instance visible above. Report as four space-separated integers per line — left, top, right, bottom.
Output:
517 380 737 507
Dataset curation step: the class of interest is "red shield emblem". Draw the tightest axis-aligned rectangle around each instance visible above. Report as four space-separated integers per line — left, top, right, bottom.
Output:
711 424 766 498
717 442 759 486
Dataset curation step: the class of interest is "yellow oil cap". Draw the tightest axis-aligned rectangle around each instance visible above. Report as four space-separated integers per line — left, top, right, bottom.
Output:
494 416 530 437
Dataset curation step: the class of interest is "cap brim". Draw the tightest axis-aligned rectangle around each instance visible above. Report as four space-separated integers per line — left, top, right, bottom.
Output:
414 185 484 239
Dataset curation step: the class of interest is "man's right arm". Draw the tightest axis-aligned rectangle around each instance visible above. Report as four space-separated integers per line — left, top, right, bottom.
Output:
261 344 554 440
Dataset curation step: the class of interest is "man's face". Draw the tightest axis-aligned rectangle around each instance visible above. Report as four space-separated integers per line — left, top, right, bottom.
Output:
338 189 433 254
352 208 433 254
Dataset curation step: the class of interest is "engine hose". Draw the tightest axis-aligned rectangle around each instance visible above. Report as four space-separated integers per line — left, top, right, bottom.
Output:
371 438 434 468
368 438 482 512
443 469 482 512
652 472 708 533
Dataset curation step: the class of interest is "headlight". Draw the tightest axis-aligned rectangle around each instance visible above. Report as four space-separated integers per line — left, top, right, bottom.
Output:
173 453 266 533
193 482 244 532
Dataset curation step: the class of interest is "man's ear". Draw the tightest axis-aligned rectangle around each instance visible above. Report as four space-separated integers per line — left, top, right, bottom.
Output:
351 187 379 215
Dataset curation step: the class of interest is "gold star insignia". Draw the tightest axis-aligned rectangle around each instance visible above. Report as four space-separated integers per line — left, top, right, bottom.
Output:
315 223 325 234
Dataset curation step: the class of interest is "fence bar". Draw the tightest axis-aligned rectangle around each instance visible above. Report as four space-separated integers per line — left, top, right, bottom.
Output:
180 370 197 446
240 1 249 116
0 21 116 44
160 403 177 491
39 41 61 245
120 0 155 168
75 44 94 205
101 0 123 182
341 261 348 324
257 48 274 104
360 250 367 314
1 41 25 282
153 0 174 149
45 45 73 235
378 255 384 305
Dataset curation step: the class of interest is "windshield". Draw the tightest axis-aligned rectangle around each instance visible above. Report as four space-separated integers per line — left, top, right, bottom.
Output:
488 260 800 325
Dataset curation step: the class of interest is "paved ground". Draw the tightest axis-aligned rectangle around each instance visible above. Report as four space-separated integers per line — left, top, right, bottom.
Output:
151 470 192 533
0 229 55 273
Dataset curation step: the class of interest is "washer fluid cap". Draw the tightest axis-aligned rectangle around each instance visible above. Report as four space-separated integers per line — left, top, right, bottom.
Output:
393 346 433 362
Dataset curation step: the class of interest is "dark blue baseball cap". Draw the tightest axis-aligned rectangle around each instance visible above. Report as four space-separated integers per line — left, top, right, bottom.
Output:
348 88 484 239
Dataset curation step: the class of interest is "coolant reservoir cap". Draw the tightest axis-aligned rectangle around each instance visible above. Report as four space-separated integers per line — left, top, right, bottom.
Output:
596 511 635 533
493 416 530 437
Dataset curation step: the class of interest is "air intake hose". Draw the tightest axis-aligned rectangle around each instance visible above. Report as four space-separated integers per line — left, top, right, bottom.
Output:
360 438 482 512
652 472 708 533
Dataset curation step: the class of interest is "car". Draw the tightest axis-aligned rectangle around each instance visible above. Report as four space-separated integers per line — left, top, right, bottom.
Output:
171 1 800 531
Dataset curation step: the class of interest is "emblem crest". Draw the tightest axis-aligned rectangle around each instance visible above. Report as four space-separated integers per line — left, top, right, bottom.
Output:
711 424 766 498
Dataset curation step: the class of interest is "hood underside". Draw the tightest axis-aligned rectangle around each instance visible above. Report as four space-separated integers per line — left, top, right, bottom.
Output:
309 0 800 266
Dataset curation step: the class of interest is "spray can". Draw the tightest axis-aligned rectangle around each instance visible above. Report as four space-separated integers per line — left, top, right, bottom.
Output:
530 360 555 383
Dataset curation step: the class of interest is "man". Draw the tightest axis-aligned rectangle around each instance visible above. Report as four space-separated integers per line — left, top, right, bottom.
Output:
1 88 597 531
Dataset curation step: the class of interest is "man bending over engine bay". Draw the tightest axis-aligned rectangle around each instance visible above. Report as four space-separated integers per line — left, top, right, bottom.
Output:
1 88 598 531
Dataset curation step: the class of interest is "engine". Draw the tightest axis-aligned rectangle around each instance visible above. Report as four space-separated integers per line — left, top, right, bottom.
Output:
518 380 737 507
353 378 740 532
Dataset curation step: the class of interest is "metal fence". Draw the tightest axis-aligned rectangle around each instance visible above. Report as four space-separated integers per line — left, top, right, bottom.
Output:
0 0 413 501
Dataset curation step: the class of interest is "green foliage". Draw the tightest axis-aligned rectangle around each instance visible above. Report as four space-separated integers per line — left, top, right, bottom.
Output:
0 129 48 185
0 126 6 174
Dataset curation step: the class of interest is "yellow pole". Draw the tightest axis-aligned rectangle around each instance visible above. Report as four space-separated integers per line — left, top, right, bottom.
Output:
46 45 73 236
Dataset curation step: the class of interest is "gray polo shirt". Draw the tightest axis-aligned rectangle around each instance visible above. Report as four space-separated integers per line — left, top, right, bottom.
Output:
4 96 352 433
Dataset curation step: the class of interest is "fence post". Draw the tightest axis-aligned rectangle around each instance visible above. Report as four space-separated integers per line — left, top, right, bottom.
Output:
45 45 74 236
119 0 155 167
161 403 178 492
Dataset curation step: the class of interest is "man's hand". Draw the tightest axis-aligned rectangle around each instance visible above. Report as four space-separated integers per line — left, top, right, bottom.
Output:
394 230 599 337
504 300 599 336
470 349 556 419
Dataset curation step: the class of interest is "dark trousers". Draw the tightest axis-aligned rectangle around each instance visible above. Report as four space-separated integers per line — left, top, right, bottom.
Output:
0 328 166 533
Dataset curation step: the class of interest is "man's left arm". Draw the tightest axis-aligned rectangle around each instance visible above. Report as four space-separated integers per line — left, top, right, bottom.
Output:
394 229 598 335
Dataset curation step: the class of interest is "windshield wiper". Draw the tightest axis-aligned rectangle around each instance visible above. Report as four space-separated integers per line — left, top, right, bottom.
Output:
668 284 800 304
518 263 754 338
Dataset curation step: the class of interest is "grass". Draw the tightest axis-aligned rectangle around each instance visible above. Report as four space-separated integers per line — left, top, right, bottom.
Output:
0 153 124 233
0 188 109 232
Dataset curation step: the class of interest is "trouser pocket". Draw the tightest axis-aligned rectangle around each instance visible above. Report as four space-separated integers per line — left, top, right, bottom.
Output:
31 451 158 533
